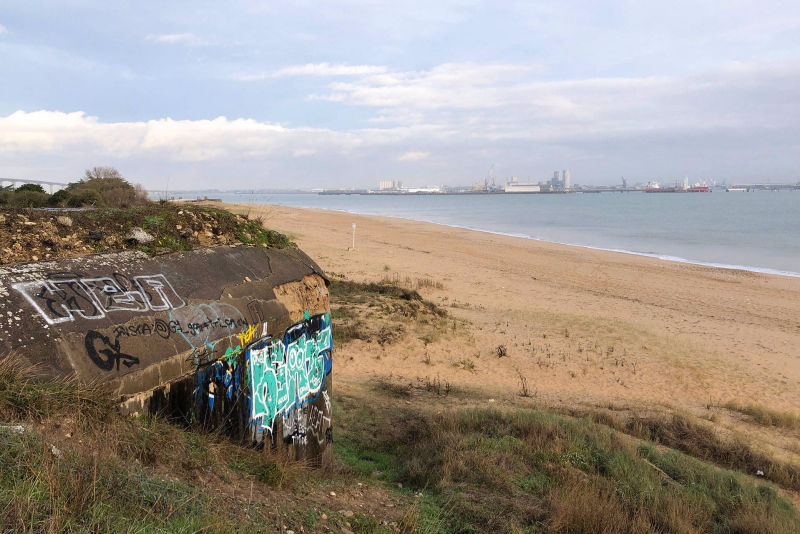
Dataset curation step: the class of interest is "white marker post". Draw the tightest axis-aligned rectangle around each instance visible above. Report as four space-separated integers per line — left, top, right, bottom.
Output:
350 223 357 251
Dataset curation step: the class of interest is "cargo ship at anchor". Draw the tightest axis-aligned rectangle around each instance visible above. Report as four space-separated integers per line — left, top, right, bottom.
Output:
645 178 710 193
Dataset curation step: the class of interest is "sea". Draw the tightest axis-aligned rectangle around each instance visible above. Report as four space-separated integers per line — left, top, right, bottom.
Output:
208 191 800 277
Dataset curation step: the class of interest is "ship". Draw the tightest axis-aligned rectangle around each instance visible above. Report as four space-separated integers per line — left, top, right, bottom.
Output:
645 181 677 193
646 179 710 193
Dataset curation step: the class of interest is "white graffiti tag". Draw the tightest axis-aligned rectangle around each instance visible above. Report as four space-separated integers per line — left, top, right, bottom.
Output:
12 274 184 325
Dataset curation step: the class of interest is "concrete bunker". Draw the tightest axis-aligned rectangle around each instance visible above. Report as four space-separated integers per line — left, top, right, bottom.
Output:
0 246 332 464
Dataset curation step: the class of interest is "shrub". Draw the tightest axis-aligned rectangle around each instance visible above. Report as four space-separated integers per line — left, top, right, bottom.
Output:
14 183 46 194
9 190 49 208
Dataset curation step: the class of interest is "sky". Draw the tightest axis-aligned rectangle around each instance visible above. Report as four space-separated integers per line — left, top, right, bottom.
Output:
1 1 799 189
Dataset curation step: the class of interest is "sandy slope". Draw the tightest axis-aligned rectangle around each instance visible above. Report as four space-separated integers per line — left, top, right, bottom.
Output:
226 203 800 419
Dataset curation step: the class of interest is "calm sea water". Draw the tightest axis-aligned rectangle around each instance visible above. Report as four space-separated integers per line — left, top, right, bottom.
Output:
211 191 800 277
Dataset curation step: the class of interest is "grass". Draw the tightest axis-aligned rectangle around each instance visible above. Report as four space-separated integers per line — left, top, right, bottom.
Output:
0 356 317 532
624 413 800 492
0 429 228 532
0 356 113 426
722 401 800 431
329 279 451 348
335 387 800 533
379 273 445 290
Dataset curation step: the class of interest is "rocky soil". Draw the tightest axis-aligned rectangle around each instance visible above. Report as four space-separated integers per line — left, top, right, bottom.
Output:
0 203 291 266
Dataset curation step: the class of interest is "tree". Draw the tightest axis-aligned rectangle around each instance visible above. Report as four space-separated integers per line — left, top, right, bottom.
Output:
64 167 149 208
15 183 47 194
84 166 123 181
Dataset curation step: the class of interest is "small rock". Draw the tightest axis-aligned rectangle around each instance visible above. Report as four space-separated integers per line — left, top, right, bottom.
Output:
341 528 354 534
50 444 62 459
343 510 354 518
321 513 328 520
56 216 73 227
756 470 765 477
127 227 154 244
88 230 104 241
175 224 182 230
329 491 336 497
396 482 403 489
31 256 38 262
286 531 294 534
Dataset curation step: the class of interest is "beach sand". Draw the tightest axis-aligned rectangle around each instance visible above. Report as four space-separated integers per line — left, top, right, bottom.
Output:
221 202 799 419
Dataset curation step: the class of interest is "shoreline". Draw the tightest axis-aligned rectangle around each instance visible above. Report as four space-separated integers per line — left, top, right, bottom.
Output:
222 202 800 414
245 202 800 279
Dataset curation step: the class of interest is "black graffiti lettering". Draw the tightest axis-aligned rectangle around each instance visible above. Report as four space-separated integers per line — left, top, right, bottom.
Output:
82 277 148 313
84 330 140 371
34 279 103 323
153 319 170 339
247 300 264 325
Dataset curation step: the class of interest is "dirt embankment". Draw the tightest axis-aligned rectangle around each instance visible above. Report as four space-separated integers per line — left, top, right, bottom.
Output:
0 203 291 266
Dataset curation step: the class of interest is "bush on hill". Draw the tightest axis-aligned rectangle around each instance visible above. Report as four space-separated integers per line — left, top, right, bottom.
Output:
0 166 148 209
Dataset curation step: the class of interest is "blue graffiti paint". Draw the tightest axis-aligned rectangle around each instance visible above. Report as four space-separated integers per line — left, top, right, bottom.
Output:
248 313 332 435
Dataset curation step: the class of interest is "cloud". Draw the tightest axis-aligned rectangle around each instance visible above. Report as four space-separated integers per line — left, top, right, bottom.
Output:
398 151 429 161
145 33 207 46
310 59 800 144
272 62 388 77
231 63 388 82
0 110 415 162
0 24 7 35
2 59 799 187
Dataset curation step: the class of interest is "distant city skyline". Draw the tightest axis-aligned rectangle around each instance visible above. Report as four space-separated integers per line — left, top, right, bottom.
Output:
1 1 800 189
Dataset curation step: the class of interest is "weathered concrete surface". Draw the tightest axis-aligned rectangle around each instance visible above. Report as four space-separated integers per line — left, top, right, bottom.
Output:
0 246 332 462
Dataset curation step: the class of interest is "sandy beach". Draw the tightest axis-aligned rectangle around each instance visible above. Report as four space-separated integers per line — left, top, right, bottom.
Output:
221 202 798 413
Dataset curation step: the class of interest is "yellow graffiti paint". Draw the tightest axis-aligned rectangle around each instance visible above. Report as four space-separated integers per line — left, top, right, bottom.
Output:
237 323 258 347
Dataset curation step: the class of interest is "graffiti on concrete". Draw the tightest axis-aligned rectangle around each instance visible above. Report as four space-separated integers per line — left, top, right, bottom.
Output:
284 390 332 446
112 319 174 339
84 330 141 371
169 302 249 365
247 313 332 439
12 273 184 325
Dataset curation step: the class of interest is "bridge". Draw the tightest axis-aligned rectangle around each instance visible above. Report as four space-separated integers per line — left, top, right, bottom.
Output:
0 178 70 194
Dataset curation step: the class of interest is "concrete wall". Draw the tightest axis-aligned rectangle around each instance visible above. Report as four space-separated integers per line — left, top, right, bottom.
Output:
0 246 332 463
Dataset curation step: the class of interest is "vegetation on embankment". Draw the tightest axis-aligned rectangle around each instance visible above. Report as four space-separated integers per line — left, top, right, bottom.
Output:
0 166 292 265
0 201 292 266
336 382 800 533
3 356 799 533
328 278 455 349
0 356 375 533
